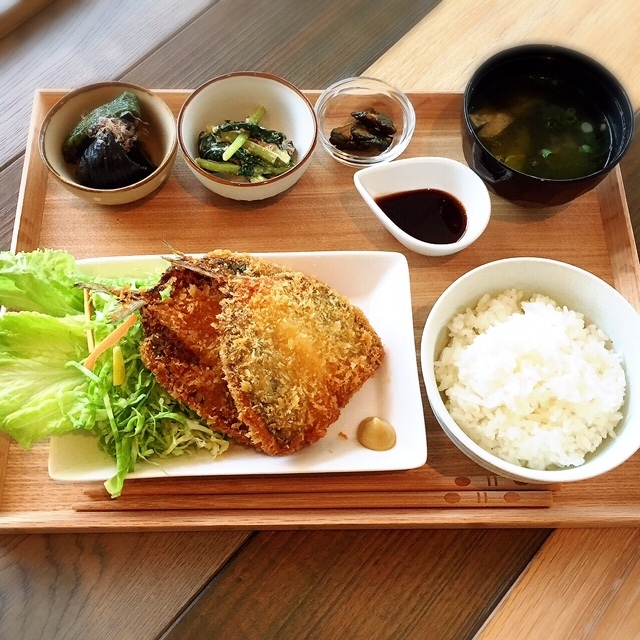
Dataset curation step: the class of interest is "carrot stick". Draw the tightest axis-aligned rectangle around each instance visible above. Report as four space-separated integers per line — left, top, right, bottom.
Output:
84 314 137 371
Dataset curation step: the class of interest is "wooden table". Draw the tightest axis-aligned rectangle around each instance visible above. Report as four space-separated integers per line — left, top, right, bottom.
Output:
1 1 640 638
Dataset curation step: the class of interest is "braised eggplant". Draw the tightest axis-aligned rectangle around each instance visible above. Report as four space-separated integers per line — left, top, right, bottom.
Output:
328 124 354 149
62 91 156 189
329 123 392 152
351 108 397 136
75 123 155 189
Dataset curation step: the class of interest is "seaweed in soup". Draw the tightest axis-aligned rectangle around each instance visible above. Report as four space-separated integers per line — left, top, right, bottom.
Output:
470 77 612 180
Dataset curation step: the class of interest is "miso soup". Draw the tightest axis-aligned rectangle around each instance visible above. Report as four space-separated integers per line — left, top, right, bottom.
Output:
470 77 612 180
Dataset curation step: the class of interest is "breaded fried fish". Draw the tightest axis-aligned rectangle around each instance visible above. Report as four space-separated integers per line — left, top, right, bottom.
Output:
137 267 251 445
218 270 385 455
136 250 289 446
116 250 385 456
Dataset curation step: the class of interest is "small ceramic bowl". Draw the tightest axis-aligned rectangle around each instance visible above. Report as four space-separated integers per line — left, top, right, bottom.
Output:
354 157 491 256
177 72 317 201
39 82 177 205
315 76 415 167
421 257 640 483
462 44 635 207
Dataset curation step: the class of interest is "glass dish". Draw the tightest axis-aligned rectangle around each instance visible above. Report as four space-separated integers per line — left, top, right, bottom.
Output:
315 77 415 167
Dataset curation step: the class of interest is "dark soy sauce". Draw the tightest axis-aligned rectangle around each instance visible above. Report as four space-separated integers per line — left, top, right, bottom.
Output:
375 189 467 244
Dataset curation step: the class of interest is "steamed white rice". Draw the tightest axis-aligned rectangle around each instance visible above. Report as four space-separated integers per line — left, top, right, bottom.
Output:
434 289 626 470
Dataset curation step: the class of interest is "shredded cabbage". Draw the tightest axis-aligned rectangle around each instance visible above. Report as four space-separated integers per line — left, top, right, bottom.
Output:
0 249 228 497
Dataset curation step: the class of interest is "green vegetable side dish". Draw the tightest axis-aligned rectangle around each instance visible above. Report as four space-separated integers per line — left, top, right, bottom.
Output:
196 105 296 182
0 249 228 498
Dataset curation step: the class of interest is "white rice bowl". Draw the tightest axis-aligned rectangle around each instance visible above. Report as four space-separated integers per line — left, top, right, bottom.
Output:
435 289 625 470
421 258 640 483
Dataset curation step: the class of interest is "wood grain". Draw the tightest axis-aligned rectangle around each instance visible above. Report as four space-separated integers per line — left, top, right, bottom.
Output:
477 528 640 639
74 490 554 511
621 113 640 248
0 0 53 39
161 528 551 640
0 0 214 167
0 157 21 249
1 2 639 639
598 167 640 310
122 0 442 90
97 472 552 496
5 90 636 531
0 530 251 640
366 0 640 108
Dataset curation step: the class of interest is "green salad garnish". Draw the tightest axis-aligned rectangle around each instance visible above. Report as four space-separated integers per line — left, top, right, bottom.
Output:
0 249 228 497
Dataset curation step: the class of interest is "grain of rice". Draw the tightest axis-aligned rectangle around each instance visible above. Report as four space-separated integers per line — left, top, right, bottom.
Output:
434 289 626 469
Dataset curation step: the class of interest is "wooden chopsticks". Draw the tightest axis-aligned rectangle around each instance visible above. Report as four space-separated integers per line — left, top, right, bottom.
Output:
74 490 553 511
83 471 557 496
74 474 555 511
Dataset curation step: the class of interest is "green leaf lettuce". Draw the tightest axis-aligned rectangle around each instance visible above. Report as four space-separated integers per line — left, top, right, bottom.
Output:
0 248 229 498
0 249 84 316
0 311 89 447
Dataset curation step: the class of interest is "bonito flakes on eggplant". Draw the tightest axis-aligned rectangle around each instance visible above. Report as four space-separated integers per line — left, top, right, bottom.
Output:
62 91 156 189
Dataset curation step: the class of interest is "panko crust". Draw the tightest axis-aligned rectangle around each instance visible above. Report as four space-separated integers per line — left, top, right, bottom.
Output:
219 272 385 455
134 250 385 456
138 267 252 445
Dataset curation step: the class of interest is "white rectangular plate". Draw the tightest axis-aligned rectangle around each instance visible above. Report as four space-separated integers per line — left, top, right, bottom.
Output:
48 251 427 481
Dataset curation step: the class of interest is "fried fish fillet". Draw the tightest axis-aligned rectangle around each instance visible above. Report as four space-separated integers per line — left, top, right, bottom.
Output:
138 267 251 445
218 271 385 455
135 250 289 445
130 250 384 456
165 249 291 281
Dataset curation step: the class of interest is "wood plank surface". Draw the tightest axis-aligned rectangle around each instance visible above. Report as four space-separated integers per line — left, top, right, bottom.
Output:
0 0 214 167
477 528 640 639
0 0 53 39
621 114 640 246
161 528 550 640
0 158 20 246
0 530 251 640
122 0 443 90
1 1 639 639
366 0 640 108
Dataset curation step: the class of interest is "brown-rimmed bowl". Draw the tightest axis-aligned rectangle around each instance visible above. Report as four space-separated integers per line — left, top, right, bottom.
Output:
177 72 318 201
39 82 177 205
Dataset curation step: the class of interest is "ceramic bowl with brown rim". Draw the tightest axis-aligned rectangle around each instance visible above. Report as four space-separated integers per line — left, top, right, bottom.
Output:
39 81 177 206
177 72 318 201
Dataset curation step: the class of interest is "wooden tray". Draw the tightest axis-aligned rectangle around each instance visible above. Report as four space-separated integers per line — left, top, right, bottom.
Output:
2 89 640 532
